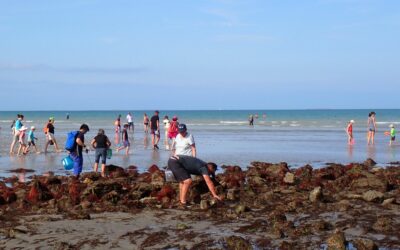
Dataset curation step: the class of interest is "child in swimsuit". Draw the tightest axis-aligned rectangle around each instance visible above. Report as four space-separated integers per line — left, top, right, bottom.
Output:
346 120 354 145
389 124 396 146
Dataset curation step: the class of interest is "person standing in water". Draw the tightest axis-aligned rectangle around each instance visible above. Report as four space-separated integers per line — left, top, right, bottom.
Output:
44 117 61 153
172 124 196 157
116 124 130 155
248 115 254 126
150 110 160 150
389 124 396 146
70 124 90 177
143 113 150 133
66 113 70 120
367 112 377 145
10 114 24 154
163 115 170 149
346 120 354 145
25 126 40 154
126 112 134 132
91 129 111 177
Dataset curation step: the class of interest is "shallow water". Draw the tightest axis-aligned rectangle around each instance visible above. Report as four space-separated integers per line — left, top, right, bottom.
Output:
1 110 399 177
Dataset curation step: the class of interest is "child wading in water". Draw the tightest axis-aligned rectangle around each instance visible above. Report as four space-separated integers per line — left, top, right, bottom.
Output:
25 126 40 154
116 124 130 155
346 120 355 145
389 124 396 146
17 126 28 155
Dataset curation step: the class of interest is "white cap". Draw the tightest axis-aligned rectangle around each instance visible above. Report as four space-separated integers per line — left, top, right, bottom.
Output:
350 120 355 123
390 124 394 128
31 126 35 130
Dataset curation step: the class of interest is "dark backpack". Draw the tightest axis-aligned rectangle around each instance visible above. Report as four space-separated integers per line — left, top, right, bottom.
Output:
65 131 79 152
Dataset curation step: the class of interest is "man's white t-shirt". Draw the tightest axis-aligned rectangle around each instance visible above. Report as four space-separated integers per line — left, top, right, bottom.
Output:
174 133 195 156
127 114 133 123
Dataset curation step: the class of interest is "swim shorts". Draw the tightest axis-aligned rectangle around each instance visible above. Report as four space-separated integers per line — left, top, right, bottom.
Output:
167 157 191 182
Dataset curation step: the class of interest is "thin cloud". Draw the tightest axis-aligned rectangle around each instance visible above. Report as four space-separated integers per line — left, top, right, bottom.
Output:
0 62 147 74
215 34 275 43
202 8 241 27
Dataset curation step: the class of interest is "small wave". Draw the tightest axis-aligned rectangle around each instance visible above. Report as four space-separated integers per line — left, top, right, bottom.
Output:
289 124 300 127
376 121 400 125
219 121 248 124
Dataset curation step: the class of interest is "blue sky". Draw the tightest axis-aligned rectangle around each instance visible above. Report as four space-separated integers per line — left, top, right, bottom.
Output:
0 0 399 110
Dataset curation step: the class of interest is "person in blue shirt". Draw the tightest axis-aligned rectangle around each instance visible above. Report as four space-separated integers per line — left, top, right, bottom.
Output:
9 114 24 155
25 126 40 154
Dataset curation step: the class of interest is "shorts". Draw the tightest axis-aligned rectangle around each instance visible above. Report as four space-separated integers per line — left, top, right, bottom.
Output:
95 148 107 164
28 141 36 146
167 157 191 182
128 122 134 127
123 140 130 147
151 129 160 136
70 152 83 176
47 133 55 141
391 136 396 141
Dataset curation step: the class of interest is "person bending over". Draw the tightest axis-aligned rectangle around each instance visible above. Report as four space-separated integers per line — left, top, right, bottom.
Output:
167 155 222 206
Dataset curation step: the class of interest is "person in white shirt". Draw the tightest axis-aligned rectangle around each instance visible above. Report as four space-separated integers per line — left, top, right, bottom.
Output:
163 115 171 149
172 124 196 157
126 112 134 131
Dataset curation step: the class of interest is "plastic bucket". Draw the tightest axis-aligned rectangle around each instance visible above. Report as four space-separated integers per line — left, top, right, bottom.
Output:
107 149 112 159
62 156 74 170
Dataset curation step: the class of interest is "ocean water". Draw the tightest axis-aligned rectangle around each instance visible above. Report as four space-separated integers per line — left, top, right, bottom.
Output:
0 109 399 178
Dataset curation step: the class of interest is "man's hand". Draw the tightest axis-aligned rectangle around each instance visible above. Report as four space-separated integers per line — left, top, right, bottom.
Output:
213 194 223 201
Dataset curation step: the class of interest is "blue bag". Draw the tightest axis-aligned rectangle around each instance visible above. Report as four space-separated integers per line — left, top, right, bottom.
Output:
62 156 74 170
65 131 79 152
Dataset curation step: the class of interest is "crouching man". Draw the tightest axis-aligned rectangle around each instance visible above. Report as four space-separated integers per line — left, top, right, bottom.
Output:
167 155 222 206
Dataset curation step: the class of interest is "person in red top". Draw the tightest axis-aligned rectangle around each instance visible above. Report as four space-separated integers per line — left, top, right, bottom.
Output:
346 120 354 145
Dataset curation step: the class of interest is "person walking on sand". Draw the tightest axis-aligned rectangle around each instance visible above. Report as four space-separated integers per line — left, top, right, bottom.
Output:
25 126 40 154
367 112 377 145
91 129 111 177
167 155 222 207
150 110 160 150
126 112 134 131
346 120 355 145
116 124 130 155
10 114 24 154
172 124 196 157
143 113 150 133
69 124 90 177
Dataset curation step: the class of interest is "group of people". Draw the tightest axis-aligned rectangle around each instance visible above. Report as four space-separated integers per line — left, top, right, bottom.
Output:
9 115 61 155
345 111 397 146
98 111 222 206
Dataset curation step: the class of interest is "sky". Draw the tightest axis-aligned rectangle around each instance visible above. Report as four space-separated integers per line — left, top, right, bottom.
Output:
0 0 399 110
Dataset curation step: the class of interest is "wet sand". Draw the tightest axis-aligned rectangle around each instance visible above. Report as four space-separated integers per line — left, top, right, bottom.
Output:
1 160 400 249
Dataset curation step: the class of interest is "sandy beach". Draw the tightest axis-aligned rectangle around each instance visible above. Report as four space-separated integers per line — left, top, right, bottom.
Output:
1 159 399 249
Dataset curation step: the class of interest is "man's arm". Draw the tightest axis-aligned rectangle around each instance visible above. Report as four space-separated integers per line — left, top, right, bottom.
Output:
191 144 196 157
202 175 221 201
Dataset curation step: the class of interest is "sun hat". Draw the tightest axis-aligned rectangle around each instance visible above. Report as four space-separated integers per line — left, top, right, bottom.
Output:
19 126 28 131
178 124 187 132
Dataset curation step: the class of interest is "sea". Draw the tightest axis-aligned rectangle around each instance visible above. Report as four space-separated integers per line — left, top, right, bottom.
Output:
0 109 399 179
